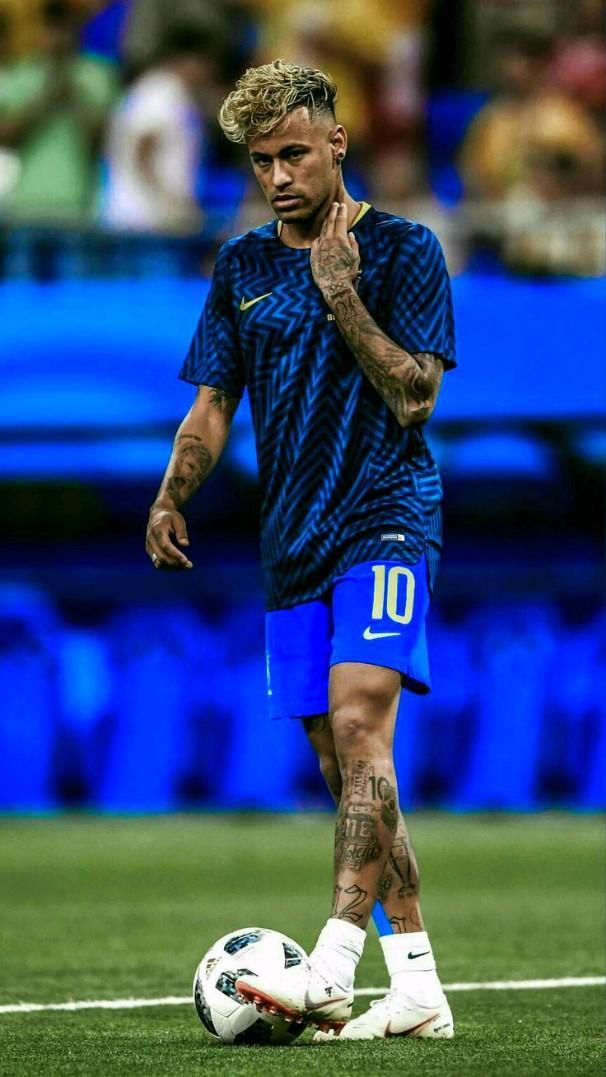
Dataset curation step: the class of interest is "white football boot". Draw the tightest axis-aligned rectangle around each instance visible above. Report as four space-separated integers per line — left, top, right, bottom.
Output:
236 956 354 1032
313 990 454 1041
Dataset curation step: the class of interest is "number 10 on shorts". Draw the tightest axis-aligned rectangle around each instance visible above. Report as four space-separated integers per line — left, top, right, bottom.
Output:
371 565 415 625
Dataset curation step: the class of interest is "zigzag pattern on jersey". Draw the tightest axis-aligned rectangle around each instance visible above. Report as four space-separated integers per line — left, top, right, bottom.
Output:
180 209 456 610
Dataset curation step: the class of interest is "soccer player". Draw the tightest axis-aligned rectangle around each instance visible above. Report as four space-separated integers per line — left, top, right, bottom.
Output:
146 60 456 1041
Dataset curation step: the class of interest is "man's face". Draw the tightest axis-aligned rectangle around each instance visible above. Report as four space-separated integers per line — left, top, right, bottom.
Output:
248 107 344 223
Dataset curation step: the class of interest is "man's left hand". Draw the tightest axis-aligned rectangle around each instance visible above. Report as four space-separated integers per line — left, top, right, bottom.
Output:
310 201 360 300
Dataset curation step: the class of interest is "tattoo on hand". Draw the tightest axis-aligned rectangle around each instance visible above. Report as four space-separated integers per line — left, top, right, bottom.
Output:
312 247 358 295
166 433 212 507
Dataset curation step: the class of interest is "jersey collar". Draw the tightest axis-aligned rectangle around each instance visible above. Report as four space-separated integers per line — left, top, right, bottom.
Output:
275 201 372 239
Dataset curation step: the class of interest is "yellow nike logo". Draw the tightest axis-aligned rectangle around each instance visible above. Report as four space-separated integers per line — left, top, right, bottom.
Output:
240 292 272 312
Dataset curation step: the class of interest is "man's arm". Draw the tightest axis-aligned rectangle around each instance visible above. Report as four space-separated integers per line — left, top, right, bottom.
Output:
310 202 444 428
323 285 443 427
146 385 239 570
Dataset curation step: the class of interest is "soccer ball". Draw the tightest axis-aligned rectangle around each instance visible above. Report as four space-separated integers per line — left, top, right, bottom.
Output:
193 926 308 1045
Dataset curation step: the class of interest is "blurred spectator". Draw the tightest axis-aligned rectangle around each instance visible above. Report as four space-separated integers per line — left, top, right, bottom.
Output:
123 0 256 85
460 24 605 275
461 26 604 201
0 5 8 63
251 0 435 197
104 24 218 235
0 0 116 223
0 7 21 201
121 0 228 76
0 0 41 58
549 0 606 118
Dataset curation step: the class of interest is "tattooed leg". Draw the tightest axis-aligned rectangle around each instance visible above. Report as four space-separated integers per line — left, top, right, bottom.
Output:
331 760 399 927
376 817 423 933
303 708 424 932
328 662 403 929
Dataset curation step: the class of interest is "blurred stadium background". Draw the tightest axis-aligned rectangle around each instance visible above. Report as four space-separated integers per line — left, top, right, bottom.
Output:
0 0 604 814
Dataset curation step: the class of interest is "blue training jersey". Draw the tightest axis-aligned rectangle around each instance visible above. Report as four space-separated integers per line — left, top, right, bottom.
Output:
180 203 456 611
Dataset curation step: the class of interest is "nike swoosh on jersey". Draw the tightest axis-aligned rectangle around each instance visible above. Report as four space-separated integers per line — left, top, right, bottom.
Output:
240 291 273 311
363 627 401 640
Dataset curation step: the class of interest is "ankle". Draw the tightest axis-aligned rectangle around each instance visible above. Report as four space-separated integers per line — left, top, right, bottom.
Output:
311 917 366 990
380 931 444 1004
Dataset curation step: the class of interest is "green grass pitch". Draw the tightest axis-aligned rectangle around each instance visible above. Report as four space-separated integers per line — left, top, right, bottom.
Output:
0 814 604 1076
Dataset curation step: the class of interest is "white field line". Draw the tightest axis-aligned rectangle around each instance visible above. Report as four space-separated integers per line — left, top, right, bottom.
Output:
0 977 603 1016
361 976 606 995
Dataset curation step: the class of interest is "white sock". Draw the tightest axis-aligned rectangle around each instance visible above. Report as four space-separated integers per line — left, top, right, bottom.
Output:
380 931 444 1004
310 917 366 990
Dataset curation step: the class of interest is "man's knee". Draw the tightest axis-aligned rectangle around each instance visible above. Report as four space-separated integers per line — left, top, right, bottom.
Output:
329 664 400 761
331 691 395 760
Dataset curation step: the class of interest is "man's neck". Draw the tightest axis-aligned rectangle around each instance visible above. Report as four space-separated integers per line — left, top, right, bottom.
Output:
279 187 361 249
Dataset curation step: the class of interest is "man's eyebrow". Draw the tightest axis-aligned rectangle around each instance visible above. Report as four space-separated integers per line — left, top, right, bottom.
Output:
250 143 310 158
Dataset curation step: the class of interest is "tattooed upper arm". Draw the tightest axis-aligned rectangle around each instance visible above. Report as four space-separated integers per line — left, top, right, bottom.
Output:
199 385 240 421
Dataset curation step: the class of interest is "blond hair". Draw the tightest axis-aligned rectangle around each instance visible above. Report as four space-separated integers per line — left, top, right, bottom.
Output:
219 59 338 144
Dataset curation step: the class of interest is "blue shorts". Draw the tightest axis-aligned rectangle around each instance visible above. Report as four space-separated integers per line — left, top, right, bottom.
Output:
265 557 431 720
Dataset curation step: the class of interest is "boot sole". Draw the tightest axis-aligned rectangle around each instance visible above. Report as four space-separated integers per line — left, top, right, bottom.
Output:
236 979 349 1032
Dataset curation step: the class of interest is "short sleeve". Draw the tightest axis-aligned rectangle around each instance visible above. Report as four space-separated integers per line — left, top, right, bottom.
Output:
179 243 245 397
386 225 457 370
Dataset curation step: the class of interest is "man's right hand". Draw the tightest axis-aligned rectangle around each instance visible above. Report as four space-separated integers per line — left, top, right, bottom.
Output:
146 503 193 571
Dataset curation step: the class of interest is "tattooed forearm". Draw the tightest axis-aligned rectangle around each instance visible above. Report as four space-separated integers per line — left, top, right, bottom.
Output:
162 433 213 509
325 284 443 427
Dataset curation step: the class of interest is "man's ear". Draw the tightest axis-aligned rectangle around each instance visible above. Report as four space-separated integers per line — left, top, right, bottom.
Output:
329 124 347 166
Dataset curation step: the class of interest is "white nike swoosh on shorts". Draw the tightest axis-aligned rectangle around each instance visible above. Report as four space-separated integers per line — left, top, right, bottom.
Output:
362 627 401 640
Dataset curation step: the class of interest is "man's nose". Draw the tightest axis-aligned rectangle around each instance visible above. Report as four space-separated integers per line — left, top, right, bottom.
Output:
272 160 292 188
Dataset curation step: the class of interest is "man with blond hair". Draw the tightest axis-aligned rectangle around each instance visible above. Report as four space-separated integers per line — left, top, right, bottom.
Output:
146 60 456 1041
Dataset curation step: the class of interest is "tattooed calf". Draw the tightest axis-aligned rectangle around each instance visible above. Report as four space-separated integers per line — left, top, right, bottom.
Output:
332 883 368 924
335 802 381 871
389 835 419 899
388 910 423 934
